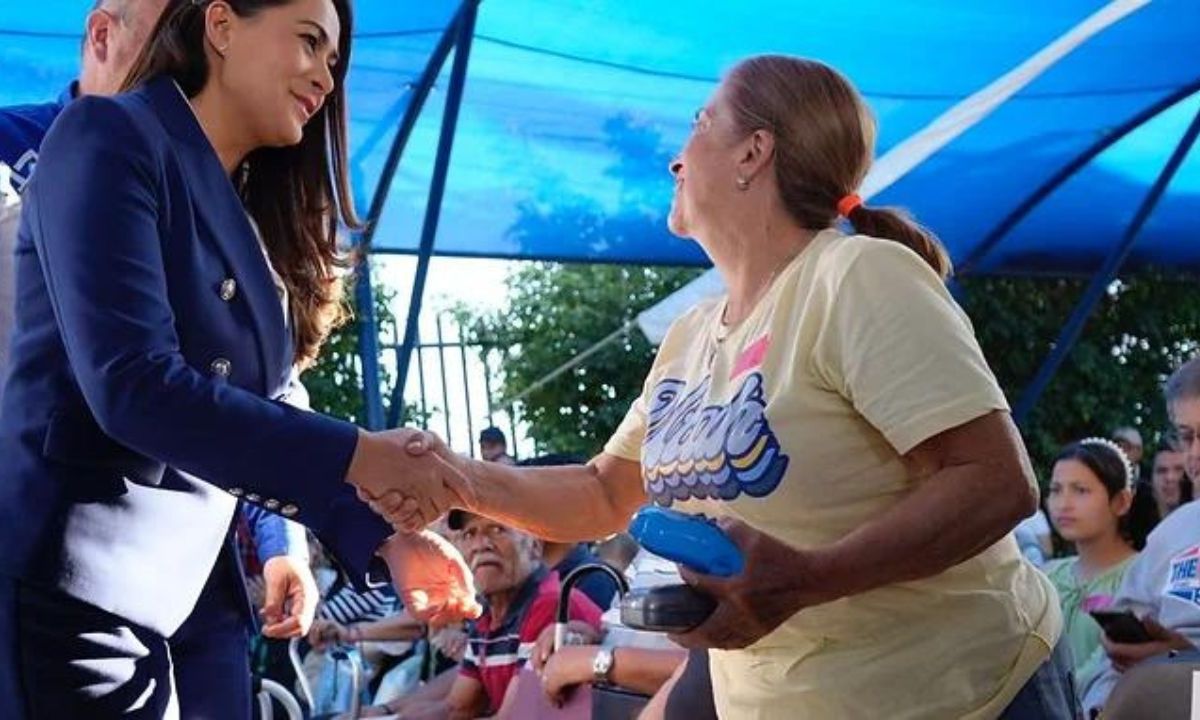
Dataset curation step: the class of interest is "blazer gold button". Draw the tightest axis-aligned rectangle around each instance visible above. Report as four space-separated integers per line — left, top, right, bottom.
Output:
219 278 237 301
246 493 261 503
264 499 280 511
281 504 299 517
210 358 231 377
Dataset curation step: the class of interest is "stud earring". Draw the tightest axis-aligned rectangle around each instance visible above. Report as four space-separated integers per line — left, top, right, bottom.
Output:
736 176 750 191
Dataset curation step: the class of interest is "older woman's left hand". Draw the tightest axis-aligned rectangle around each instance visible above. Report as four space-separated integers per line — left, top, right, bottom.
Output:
670 517 817 650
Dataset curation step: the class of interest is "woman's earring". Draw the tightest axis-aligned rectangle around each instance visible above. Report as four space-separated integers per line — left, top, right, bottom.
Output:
736 176 750 191
239 161 250 190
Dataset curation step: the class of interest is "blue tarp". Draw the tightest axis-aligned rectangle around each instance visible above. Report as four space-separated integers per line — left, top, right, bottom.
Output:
2 0 1198 274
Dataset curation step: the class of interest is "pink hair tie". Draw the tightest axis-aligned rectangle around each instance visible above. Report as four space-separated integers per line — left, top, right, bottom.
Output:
837 193 863 218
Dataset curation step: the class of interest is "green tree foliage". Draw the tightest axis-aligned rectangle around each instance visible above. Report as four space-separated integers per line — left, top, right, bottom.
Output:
959 271 1200 479
467 262 701 457
467 268 1199 478
303 277 397 425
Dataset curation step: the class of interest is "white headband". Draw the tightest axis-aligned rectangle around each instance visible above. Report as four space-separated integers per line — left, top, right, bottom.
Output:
1079 437 1134 489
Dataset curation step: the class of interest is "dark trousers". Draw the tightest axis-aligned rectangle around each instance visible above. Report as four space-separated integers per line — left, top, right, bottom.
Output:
0 580 27 720
11 550 252 720
1000 637 1083 720
665 649 717 720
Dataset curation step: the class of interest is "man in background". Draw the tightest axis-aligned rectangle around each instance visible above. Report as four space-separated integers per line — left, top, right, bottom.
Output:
362 511 603 718
1113 426 1145 481
478 426 516 464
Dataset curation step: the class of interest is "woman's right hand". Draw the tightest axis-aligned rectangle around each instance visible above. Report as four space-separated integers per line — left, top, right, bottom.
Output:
347 429 476 531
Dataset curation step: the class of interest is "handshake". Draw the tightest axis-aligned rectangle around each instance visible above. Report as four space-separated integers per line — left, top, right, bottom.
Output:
346 427 474 532
346 428 484 626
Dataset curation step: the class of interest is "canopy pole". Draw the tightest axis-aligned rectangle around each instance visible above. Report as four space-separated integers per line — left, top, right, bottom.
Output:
1012 106 1200 427
352 249 385 429
958 80 1200 276
352 4 471 430
388 0 481 428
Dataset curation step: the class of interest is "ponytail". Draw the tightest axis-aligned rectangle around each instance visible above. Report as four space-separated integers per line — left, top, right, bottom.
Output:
845 203 952 279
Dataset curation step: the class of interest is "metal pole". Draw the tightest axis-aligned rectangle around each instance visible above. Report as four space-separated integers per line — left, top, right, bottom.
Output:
415 336 429 429
508 404 520 462
436 314 453 447
353 260 385 429
502 347 519 461
457 319 476 458
388 0 481 428
1012 107 1200 427
352 5 471 429
958 81 1200 276
482 347 496 428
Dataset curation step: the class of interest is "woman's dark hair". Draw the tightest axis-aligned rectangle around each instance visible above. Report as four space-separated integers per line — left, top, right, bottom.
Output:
1055 439 1141 548
122 0 361 368
1125 477 1159 551
724 55 951 279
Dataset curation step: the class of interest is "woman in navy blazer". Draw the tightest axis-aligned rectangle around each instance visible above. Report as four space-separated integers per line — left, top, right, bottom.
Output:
0 0 479 716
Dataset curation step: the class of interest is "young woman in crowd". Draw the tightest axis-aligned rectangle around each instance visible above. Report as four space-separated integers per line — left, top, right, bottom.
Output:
1044 438 1138 697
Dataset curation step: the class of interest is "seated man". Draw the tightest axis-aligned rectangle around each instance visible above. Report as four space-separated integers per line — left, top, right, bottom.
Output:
517 453 619 609
1082 361 1200 715
1080 499 1200 715
361 510 603 718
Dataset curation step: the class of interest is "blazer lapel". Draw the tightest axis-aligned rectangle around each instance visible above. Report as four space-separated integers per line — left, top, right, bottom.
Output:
138 77 286 393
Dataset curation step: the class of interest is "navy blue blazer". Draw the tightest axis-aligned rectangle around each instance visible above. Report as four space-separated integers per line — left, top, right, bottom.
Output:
0 76 391 636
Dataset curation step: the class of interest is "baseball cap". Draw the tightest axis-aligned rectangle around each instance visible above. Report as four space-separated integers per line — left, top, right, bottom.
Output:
478 426 506 444
447 508 471 531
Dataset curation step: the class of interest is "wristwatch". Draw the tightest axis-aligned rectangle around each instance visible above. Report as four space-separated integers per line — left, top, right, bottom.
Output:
592 647 614 685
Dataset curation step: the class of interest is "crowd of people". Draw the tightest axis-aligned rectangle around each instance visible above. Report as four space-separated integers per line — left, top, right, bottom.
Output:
1006 365 1200 718
0 1 1197 719
281 380 1200 720
287 432 698 718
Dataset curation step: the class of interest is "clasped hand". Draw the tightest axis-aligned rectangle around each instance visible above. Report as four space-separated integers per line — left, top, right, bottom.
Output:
347 427 473 531
670 517 818 650
348 428 483 625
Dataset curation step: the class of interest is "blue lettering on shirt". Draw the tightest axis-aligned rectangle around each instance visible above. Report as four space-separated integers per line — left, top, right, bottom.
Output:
1167 546 1200 606
642 372 788 505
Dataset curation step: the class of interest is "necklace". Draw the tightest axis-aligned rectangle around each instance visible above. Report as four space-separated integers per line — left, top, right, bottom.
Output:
715 254 795 341
706 253 795 366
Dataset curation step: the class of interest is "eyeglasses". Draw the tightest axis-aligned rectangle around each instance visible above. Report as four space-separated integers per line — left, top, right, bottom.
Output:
1167 425 1200 450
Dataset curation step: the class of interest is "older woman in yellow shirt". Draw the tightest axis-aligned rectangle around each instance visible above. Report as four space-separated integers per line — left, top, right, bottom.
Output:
371 54 1071 719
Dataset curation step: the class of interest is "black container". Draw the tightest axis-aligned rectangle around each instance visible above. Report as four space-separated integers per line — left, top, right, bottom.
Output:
619 584 717 634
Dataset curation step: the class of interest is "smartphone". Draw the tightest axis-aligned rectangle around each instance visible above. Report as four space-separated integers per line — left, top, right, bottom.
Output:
1089 610 1154 644
619 584 717 634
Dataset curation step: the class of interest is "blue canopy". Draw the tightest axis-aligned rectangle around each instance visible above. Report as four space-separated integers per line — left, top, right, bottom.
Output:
2 0 1197 275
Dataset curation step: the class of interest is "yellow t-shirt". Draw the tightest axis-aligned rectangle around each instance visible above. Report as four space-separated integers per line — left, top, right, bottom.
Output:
605 230 1061 719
